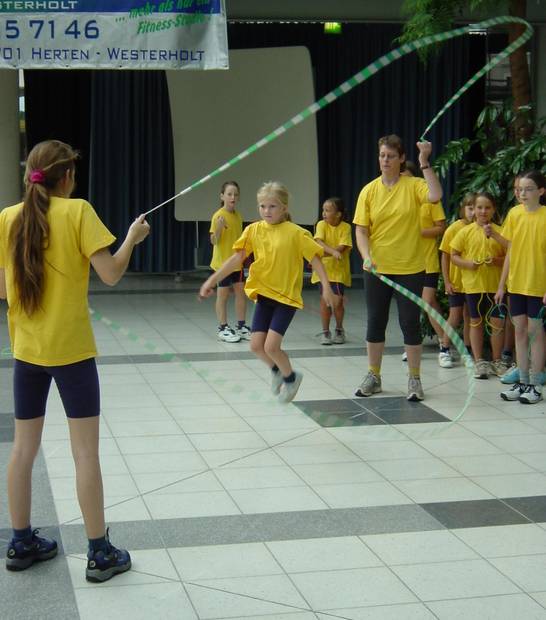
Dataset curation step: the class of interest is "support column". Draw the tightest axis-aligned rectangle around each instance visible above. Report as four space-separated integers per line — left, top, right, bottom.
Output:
0 70 20 209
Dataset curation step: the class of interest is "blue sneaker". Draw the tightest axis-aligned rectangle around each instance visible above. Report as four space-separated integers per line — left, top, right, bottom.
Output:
86 529 131 583
500 365 519 384
537 371 546 386
6 529 58 571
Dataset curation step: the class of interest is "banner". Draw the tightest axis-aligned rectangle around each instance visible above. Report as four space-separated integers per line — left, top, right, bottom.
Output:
0 0 228 69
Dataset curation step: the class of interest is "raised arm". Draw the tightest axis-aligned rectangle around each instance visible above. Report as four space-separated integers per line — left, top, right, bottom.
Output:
416 141 442 203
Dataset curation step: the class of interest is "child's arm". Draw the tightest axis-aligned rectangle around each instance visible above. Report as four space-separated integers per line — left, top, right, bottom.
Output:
421 220 446 239
210 216 227 245
335 244 351 253
450 250 477 271
441 251 454 294
199 250 246 298
484 224 508 248
494 247 511 304
310 255 336 308
315 238 342 260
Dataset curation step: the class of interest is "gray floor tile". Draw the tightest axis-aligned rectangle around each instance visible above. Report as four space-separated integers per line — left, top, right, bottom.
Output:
420 499 531 529
503 495 546 523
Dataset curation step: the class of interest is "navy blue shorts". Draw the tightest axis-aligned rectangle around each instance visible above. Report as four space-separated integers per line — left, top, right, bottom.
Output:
423 272 439 289
509 293 544 320
14 358 100 420
251 295 297 336
465 293 503 320
218 270 245 288
319 282 345 297
448 292 465 308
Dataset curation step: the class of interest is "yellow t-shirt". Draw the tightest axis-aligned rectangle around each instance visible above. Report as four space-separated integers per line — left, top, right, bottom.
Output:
209 207 243 272
420 202 446 274
450 222 504 294
233 220 323 309
0 197 116 366
311 220 352 286
502 204 546 297
353 176 429 274
439 219 467 293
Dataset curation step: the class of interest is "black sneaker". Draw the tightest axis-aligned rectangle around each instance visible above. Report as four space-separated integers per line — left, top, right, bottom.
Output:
6 529 58 571
86 529 131 583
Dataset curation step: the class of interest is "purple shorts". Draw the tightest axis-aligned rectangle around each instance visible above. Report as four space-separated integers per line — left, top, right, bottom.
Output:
251 295 297 336
14 357 100 420
465 293 503 320
218 270 245 288
509 293 544 320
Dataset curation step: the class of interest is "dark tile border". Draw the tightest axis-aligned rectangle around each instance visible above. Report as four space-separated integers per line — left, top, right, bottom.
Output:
420 499 532 529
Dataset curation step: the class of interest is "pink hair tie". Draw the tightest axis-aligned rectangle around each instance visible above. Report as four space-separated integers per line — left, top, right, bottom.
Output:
29 170 46 184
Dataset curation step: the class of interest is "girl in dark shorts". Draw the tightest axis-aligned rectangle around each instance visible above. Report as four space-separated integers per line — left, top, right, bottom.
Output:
0 140 150 581
200 182 335 403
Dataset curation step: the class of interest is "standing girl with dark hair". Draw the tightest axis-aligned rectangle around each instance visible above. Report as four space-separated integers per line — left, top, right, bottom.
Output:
0 140 150 581
209 181 250 342
495 170 546 404
312 197 352 345
450 192 506 379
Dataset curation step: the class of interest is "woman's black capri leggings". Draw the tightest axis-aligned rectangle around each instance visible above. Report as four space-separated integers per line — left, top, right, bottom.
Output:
364 271 425 345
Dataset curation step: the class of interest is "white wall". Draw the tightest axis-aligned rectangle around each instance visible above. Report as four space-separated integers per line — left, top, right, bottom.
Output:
168 46 319 224
0 70 21 209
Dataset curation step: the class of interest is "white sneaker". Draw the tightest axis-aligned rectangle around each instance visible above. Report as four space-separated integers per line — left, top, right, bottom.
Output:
474 359 490 380
271 370 283 395
438 350 453 368
407 376 424 401
401 351 408 362
320 331 332 345
217 325 241 343
500 382 525 401
278 371 303 404
236 324 251 340
519 384 543 405
490 359 509 377
332 328 346 344
355 372 382 397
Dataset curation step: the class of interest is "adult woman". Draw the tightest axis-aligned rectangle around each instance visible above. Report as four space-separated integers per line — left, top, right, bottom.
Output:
0 140 150 582
353 135 442 401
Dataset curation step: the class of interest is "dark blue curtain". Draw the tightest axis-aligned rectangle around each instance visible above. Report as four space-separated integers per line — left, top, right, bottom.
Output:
25 22 486 273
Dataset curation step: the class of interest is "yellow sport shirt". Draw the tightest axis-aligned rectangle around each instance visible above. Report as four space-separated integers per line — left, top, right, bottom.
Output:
0 197 115 366
353 175 429 274
233 220 323 309
209 207 243 272
311 220 352 286
420 201 446 274
450 222 504 294
502 204 546 297
439 219 467 293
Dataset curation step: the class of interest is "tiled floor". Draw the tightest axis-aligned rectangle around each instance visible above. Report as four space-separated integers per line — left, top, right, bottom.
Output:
1 273 546 619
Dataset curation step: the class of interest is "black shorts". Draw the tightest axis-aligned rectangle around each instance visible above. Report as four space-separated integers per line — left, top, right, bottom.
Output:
465 293 503 320
448 293 465 308
218 270 245 288
14 357 100 420
509 293 544 320
319 282 345 296
423 272 439 289
251 295 297 336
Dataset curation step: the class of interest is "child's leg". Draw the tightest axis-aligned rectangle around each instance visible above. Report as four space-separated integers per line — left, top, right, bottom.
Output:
320 296 332 332
490 317 505 361
442 306 463 348
422 286 444 341
232 280 247 324
529 317 545 376
513 314 529 376
264 330 293 377
469 322 484 360
68 416 105 539
333 294 344 329
215 286 231 325
8 417 45 529
463 303 471 347
250 331 275 369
